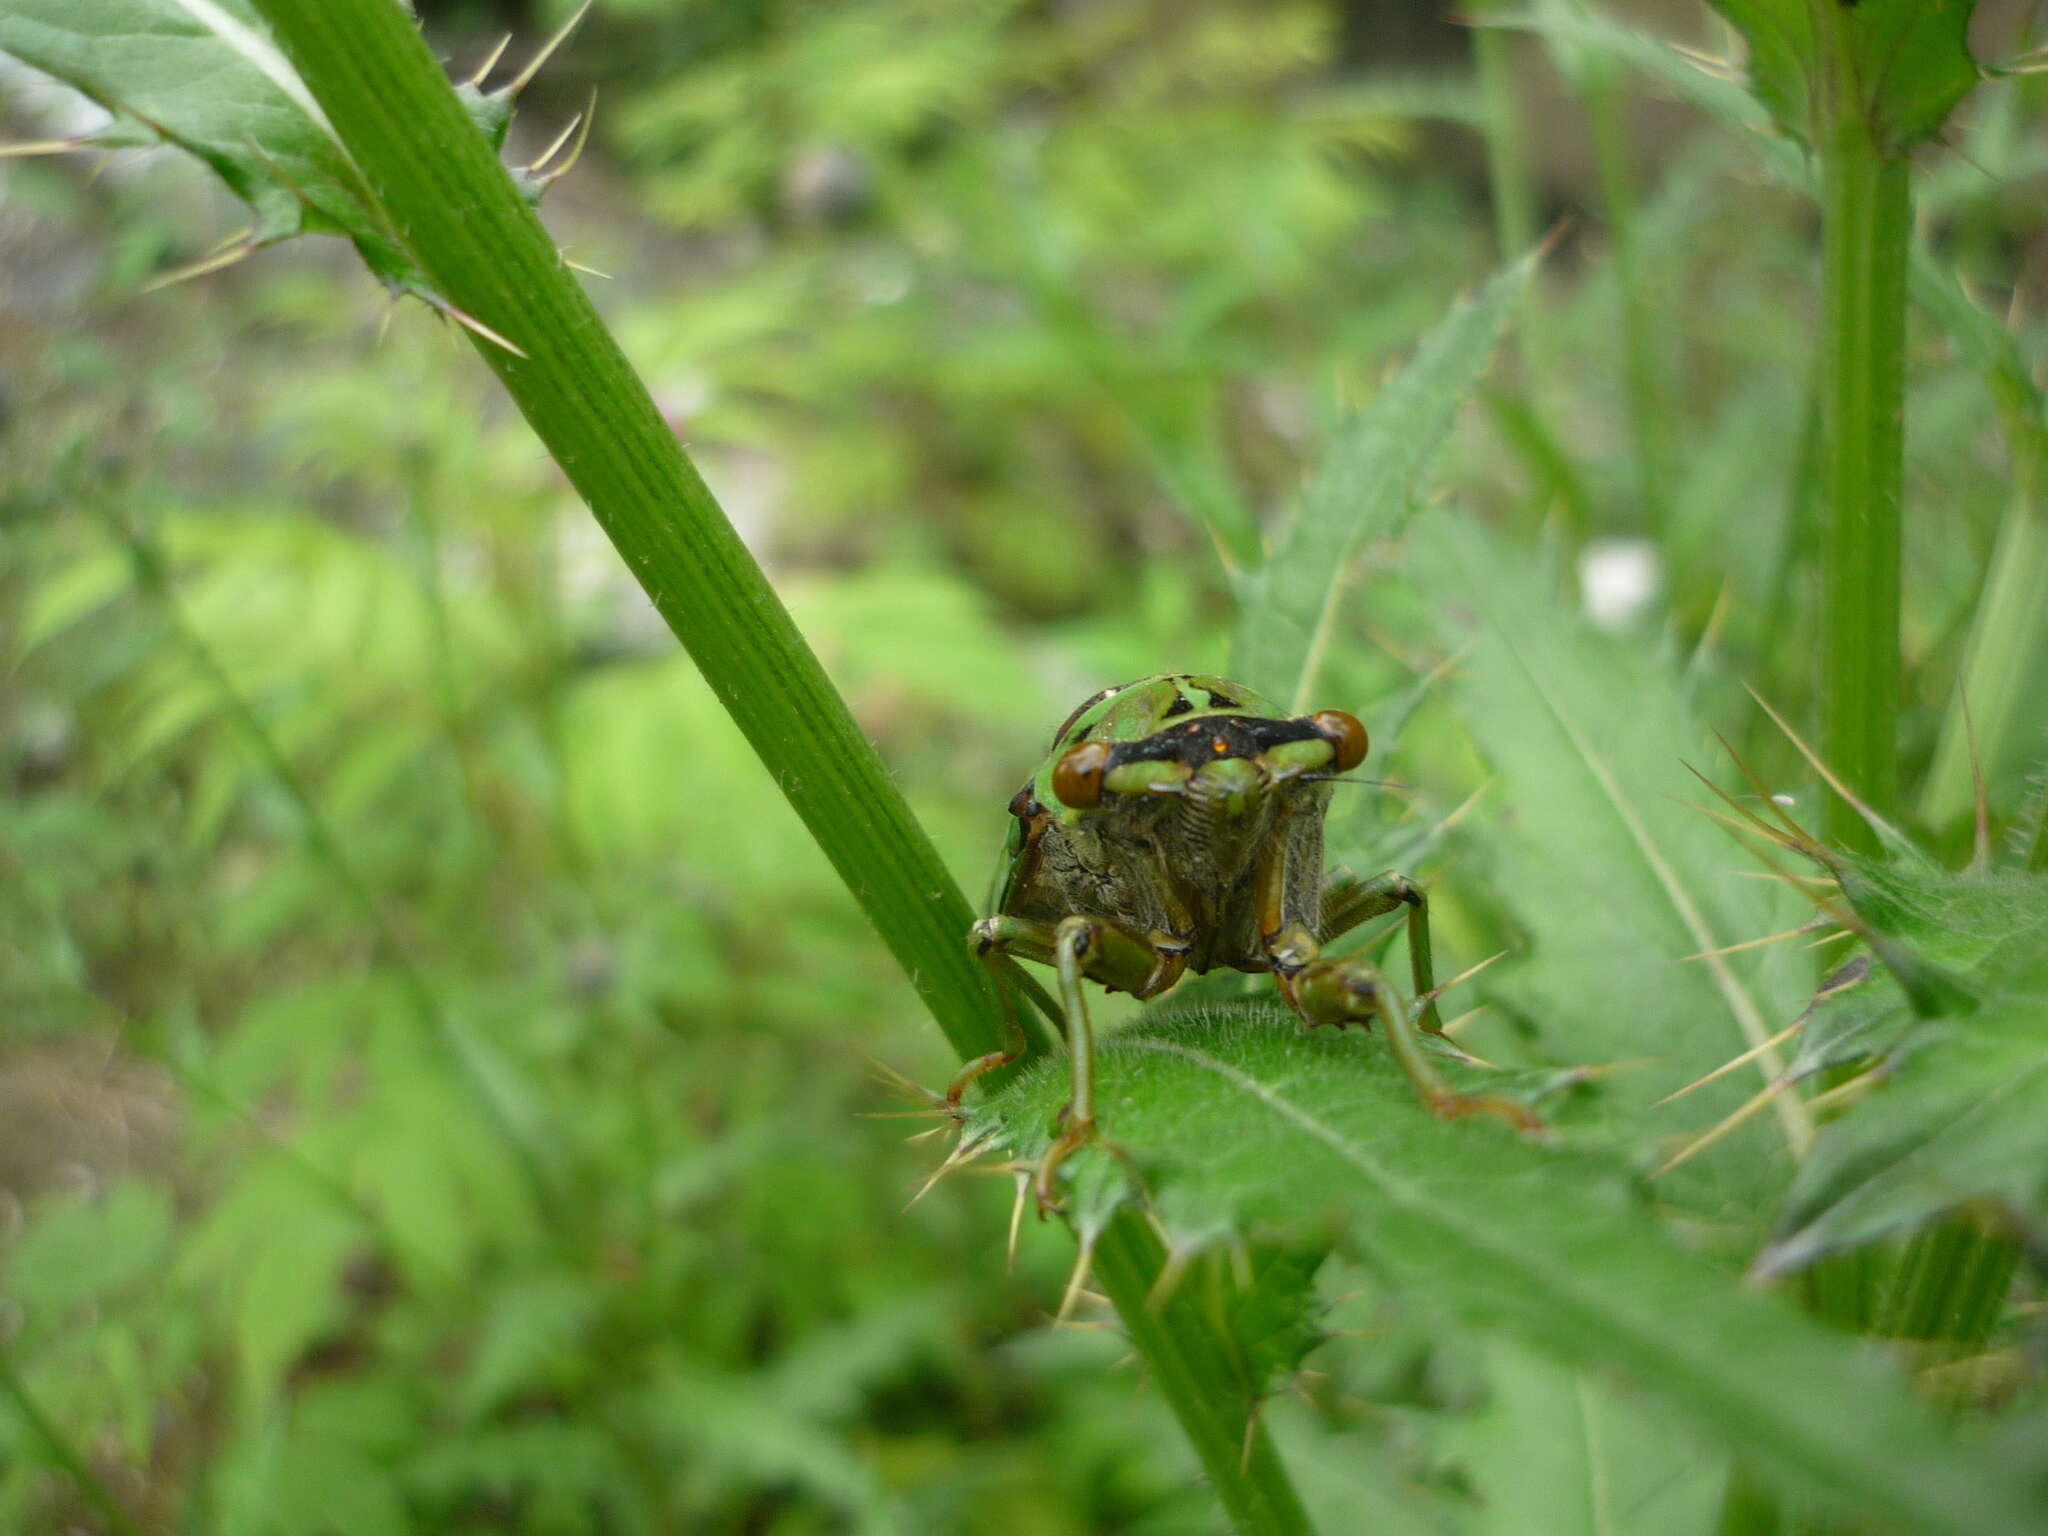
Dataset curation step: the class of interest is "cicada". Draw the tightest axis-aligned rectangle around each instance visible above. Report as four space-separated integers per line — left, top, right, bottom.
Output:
955 673 1535 1206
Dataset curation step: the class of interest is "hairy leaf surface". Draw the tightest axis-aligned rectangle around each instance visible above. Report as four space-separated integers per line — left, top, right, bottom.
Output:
972 999 2044 1533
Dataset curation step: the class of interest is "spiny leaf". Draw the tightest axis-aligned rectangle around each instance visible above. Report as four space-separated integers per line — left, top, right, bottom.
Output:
971 999 2045 1534
1791 855 2048 1078
1708 0 1981 155
1231 248 1538 711
0 0 545 293
1487 7 1809 187
1406 518 1809 1142
1203 1242 1330 1403
1761 862 2048 1275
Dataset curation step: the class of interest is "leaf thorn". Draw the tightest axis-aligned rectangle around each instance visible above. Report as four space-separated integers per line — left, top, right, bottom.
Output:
505 1 593 97
1006 1171 1028 1272
468 33 514 89
1651 1071 1797 1177
1653 1017 1805 1107
1054 1234 1098 1324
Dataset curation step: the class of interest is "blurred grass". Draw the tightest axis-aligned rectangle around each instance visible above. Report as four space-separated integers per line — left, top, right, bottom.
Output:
4 1 2048 1531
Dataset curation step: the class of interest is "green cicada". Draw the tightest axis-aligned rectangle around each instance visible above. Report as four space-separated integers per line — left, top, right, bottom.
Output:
953 673 1536 1207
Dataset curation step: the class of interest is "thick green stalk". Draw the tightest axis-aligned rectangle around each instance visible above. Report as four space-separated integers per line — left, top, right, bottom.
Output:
248 3 1303 1526
1811 7 1909 852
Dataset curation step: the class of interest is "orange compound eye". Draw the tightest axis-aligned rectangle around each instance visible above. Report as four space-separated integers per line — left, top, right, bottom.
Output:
1051 740 1111 809
1310 711 1368 773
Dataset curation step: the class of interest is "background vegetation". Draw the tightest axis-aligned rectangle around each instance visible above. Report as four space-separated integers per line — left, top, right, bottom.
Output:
3 1 2048 1531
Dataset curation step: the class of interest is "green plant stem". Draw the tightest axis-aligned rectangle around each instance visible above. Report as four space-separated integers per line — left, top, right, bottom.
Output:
1482 385 1594 543
1880 1215 2020 1364
1091 1215 1313 1536
1472 15 1579 553
250 3 1299 1527
1811 6 1909 852
401 470 492 849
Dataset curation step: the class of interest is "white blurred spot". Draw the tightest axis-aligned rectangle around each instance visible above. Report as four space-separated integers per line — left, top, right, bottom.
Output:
1578 538 1661 630
656 368 715 424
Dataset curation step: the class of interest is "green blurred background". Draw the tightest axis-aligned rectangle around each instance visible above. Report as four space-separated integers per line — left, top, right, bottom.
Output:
3 1 2046 1530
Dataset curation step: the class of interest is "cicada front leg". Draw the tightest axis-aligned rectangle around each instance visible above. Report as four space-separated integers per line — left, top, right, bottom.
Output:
1264 859 1541 1132
967 912 1188 1211
1318 869 1446 1033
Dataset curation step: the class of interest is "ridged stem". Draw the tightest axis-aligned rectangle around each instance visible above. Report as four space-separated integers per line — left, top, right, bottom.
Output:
1811 3 1908 851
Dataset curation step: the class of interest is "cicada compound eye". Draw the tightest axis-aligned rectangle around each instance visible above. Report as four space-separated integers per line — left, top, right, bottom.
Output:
1051 740 1111 809
1310 710 1368 773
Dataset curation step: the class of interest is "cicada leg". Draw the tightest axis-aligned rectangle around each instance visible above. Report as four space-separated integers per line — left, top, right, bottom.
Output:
1318 869 1446 1034
943 950 1050 1111
966 912 1187 1211
1264 862 1540 1132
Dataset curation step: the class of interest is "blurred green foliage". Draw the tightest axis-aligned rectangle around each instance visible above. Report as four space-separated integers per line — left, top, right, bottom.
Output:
5 0 2048 1531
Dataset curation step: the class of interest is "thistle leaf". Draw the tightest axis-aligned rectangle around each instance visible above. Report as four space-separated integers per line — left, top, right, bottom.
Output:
0 0 538 292
1761 860 2048 1275
1708 0 1981 154
972 999 2043 1534
1406 518 1809 1125
1231 249 1538 712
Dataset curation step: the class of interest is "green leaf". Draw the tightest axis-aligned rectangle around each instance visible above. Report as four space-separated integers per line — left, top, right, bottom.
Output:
402 1423 647 1532
1792 856 2047 1077
1406 518 1808 1126
1231 250 1538 711
1445 1341 1720 1536
4 1180 173 1318
454 1274 601 1424
1762 866 2048 1275
1708 0 1981 154
0 0 530 291
1767 992 2048 1276
634 1370 894 1525
1218 1244 1329 1401
177 1166 361 1409
972 999 2045 1534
